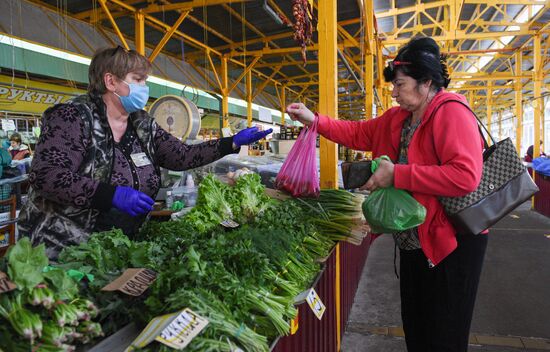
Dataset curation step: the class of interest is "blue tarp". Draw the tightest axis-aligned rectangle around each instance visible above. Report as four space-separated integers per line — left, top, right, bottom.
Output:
532 157 550 176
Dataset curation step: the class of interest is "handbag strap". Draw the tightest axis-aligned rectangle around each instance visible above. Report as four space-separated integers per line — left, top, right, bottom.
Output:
428 99 495 150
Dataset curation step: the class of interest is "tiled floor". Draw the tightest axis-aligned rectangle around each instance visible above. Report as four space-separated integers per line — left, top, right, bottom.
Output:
342 202 550 351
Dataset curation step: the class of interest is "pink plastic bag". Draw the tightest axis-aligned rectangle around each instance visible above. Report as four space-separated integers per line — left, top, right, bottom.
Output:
275 119 319 197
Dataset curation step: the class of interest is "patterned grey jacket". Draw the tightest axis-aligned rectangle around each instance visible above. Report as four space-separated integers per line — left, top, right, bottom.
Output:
19 93 234 259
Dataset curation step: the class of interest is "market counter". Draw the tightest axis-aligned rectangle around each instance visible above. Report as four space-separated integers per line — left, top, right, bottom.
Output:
85 237 373 352
534 172 550 217
273 236 373 352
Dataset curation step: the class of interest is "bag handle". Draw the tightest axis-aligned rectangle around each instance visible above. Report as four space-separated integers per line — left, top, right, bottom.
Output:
428 99 495 150
371 155 391 173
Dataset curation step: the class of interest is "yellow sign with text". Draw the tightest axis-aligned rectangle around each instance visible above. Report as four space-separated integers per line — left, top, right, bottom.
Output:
0 75 84 114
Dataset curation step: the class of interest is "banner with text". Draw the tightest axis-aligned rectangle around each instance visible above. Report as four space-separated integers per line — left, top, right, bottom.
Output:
0 74 84 114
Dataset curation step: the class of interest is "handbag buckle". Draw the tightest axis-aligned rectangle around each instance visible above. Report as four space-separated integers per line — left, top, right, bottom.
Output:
488 184 495 190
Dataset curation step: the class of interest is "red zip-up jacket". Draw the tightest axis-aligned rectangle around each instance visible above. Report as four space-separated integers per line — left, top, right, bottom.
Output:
317 90 484 265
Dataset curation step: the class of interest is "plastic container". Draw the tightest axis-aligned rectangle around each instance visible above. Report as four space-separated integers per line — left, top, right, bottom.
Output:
185 174 195 187
165 191 174 209
181 186 198 207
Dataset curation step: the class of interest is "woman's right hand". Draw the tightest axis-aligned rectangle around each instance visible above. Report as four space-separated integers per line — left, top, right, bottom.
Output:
286 103 315 126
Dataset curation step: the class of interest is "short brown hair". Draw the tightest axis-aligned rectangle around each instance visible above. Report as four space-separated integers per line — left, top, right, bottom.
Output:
88 46 152 95
9 133 22 144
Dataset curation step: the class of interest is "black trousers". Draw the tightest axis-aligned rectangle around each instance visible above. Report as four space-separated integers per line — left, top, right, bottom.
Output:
400 233 488 352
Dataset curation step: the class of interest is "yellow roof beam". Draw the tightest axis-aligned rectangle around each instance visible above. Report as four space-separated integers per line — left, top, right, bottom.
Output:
220 3 310 77
464 0 547 4
252 66 282 100
383 28 535 45
228 56 262 94
290 79 356 87
449 86 499 91
73 0 142 20
451 75 531 81
140 0 252 14
376 1 448 18
98 0 130 50
255 60 319 68
228 43 357 58
149 10 189 62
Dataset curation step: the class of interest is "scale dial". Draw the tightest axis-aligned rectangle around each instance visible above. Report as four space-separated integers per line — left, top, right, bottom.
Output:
148 95 201 140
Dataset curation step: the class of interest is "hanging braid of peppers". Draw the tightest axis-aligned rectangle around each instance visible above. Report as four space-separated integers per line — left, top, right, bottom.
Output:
292 0 316 66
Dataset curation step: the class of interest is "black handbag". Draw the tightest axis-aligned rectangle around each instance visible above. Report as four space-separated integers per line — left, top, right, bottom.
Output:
437 101 539 234
341 160 373 189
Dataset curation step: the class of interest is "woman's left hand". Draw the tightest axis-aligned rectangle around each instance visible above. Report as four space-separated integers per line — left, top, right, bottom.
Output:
361 159 395 192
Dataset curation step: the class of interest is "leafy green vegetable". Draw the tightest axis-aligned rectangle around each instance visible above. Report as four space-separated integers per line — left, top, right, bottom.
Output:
184 174 235 233
7 238 48 291
231 173 275 223
43 268 79 301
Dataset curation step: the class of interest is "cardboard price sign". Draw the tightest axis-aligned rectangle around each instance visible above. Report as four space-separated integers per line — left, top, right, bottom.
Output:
101 268 156 296
220 219 239 228
155 308 209 349
0 271 16 294
306 288 326 320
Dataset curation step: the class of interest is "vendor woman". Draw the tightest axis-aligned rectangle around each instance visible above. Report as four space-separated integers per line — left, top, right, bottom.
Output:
19 46 271 259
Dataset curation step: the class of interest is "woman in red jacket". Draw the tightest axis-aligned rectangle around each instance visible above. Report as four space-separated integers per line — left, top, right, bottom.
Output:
287 37 486 352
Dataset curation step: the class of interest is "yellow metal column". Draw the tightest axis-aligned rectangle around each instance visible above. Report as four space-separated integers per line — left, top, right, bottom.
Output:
246 70 252 127
468 91 475 109
533 35 543 158
280 85 286 125
318 0 338 189
221 56 229 128
515 51 523 154
498 110 503 141
487 82 493 144
318 0 340 349
384 89 392 110
376 41 385 115
365 53 374 119
135 11 145 55
365 0 375 120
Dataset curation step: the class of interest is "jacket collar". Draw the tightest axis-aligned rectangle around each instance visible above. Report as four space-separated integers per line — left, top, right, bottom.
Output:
386 90 469 161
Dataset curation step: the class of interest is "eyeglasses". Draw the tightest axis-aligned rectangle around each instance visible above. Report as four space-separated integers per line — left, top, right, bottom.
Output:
388 60 411 71
110 45 127 57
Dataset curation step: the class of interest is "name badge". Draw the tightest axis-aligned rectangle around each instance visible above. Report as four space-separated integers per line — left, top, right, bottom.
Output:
131 152 152 167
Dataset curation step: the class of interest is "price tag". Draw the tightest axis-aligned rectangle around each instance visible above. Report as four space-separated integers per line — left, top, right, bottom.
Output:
0 271 16 294
1 119 16 131
290 311 299 335
101 268 156 296
156 308 209 349
305 288 326 320
220 219 239 228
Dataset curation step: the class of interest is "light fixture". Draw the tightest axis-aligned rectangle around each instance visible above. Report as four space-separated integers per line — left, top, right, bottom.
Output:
263 0 284 26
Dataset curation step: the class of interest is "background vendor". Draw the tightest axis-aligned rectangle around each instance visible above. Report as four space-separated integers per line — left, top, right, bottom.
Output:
8 133 31 160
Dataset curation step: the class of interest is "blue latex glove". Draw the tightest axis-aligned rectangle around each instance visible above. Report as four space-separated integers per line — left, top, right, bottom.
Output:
233 127 273 147
112 186 154 217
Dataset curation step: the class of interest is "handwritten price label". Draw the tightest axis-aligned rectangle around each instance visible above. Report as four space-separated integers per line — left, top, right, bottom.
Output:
156 308 208 349
0 271 16 294
306 288 326 320
220 219 240 228
102 268 157 296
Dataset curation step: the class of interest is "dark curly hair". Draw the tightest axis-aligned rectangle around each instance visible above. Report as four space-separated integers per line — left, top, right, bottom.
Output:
383 37 450 91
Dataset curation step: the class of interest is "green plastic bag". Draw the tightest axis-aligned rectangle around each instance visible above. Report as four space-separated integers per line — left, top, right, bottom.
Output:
362 156 426 233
